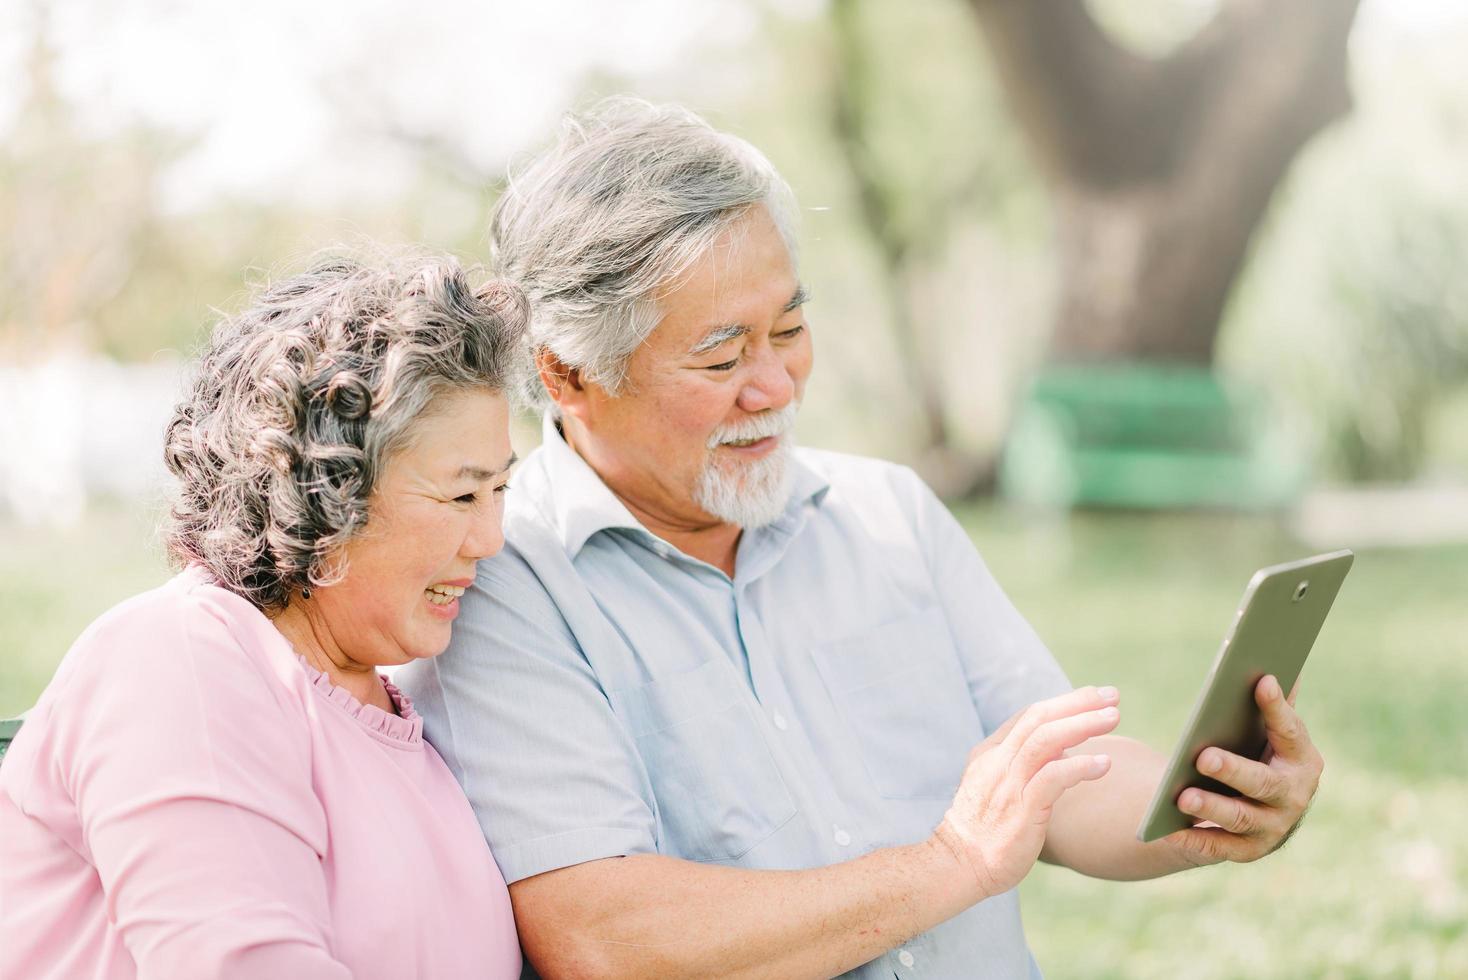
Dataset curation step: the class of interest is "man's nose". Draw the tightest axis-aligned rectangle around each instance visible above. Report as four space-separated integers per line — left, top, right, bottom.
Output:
736 344 795 414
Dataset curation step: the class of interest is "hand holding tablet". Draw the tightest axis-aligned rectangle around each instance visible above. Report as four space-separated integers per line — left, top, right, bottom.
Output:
1137 551 1353 848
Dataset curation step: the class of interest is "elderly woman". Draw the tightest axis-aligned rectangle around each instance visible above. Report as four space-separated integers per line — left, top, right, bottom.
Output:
0 254 525 978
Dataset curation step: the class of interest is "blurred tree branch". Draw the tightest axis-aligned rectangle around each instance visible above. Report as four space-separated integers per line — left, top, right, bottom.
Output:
322 69 502 191
830 0 945 449
0 8 192 359
829 0 1001 494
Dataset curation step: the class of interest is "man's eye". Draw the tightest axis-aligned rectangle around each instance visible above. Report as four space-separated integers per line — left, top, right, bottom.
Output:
706 359 738 372
493 483 510 495
453 492 478 505
775 325 805 340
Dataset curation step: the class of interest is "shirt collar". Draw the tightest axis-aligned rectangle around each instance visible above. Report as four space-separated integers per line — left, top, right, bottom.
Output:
536 413 645 559
534 413 830 561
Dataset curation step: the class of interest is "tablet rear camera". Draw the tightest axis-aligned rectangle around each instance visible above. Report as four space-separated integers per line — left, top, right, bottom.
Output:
1292 580 1309 602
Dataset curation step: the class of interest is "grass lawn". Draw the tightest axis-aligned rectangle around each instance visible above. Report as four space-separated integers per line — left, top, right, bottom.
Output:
2 502 1464 976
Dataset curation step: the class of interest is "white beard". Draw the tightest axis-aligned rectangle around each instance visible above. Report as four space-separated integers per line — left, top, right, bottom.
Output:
693 403 798 529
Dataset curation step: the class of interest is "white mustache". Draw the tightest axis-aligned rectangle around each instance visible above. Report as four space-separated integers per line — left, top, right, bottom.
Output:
707 403 799 449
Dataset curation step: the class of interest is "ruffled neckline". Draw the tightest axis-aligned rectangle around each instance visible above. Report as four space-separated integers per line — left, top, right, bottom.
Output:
297 656 424 745
173 565 424 745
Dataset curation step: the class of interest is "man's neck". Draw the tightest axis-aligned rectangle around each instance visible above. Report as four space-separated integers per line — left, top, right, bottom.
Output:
636 512 743 579
560 421 743 577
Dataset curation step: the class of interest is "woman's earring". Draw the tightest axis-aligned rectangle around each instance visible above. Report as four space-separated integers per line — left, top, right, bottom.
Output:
301 586 313 600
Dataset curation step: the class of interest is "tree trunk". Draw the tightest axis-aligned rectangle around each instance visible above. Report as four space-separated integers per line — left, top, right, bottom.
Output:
970 0 1361 362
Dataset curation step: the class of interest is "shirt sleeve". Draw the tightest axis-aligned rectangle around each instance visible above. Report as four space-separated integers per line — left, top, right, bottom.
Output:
58 593 351 980
400 537 659 885
898 468 1073 732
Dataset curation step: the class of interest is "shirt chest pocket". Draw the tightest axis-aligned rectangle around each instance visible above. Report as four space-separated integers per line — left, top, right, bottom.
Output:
606 659 797 864
811 606 985 801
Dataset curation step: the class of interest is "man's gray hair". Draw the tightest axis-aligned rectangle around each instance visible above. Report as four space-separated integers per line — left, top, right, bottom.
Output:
162 251 527 610
490 97 797 412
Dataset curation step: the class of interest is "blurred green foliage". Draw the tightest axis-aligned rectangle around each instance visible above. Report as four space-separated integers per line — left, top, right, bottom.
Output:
1219 16 1468 484
1324 201 1468 480
0 35 496 363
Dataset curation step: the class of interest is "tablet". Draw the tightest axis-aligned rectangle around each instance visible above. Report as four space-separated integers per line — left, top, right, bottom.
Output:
1136 549 1354 843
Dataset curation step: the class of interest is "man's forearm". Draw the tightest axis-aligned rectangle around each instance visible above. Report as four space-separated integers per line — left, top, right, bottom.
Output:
1040 734 1204 880
512 837 981 980
510 685 1124 978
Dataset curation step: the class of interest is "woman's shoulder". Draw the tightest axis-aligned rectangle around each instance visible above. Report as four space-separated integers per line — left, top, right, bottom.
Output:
64 567 263 656
6 570 326 862
42 568 307 725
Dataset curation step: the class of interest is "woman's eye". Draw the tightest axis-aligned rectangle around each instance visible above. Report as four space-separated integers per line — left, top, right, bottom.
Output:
493 483 510 495
453 492 478 505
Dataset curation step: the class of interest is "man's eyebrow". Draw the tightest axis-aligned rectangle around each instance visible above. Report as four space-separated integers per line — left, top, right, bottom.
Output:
783 284 810 314
456 452 518 481
688 324 749 357
687 285 810 357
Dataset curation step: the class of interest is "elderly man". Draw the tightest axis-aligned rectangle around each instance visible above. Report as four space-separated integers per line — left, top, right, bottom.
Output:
400 99 1324 979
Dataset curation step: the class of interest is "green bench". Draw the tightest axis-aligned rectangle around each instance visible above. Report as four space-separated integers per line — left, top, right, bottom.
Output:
998 363 1305 510
0 716 24 765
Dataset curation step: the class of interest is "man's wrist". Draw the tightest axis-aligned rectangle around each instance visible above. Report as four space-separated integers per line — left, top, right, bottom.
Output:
924 821 991 910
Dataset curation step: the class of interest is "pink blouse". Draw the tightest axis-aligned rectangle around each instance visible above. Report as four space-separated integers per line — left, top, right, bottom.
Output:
0 568 520 979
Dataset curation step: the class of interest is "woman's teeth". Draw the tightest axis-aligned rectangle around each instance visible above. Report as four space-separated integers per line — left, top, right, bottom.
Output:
425 584 465 606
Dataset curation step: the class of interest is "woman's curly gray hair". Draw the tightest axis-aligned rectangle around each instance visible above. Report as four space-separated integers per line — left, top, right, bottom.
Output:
163 252 527 611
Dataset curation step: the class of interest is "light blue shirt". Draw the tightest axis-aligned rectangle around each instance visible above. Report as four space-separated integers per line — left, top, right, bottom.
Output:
401 418 1071 979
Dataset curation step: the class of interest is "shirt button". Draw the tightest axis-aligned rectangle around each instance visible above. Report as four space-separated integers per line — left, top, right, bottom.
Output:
772 711 788 731
898 949 915 968
833 826 852 847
